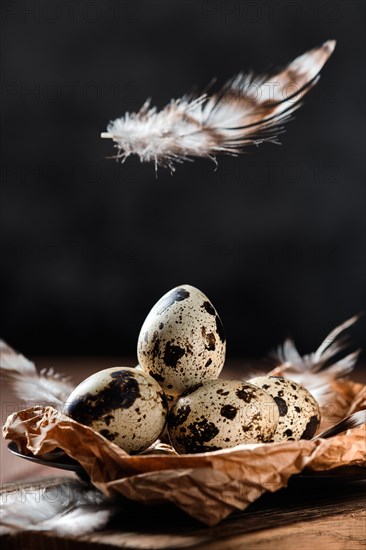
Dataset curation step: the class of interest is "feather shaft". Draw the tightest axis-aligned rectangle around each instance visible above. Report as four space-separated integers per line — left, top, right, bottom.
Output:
314 410 366 439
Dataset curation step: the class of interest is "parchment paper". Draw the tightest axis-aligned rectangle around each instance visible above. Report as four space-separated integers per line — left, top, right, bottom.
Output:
3 379 366 525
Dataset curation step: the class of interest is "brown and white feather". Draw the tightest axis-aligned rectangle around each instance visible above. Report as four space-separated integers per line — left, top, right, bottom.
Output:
102 40 336 172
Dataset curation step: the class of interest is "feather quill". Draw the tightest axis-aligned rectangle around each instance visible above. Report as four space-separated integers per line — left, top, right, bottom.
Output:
101 40 336 172
0 340 74 407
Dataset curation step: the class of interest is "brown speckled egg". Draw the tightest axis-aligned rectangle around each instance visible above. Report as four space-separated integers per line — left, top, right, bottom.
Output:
168 380 279 453
137 285 226 395
247 376 320 441
63 367 168 454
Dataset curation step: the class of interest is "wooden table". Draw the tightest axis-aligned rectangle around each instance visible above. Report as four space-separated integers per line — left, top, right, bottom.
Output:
1 474 365 549
1 358 365 549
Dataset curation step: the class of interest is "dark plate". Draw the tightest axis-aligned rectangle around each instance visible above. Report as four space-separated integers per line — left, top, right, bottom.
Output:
292 466 366 482
7 441 89 481
8 442 366 483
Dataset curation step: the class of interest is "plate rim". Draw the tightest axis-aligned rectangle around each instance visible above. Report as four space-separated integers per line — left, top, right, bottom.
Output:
7 441 86 475
7 441 366 481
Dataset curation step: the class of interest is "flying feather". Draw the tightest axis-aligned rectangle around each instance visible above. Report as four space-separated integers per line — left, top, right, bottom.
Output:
101 40 336 173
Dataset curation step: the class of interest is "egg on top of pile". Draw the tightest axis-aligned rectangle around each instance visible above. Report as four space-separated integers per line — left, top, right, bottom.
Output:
137 284 226 396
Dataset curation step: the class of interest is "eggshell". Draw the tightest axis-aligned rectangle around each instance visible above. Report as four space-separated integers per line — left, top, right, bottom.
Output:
63 367 168 454
168 379 279 453
247 376 320 441
137 284 226 395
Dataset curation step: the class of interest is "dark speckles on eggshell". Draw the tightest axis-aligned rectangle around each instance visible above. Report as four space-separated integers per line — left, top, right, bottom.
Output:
220 404 237 420
168 404 191 428
100 429 118 441
104 414 114 426
149 370 165 382
156 287 190 314
180 383 204 397
201 327 216 351
215 315 225 343
174 436 222 454
201 301 215 315
163 342 186 368
185 343 193 355
158 391 169 409
301 415 319 439
171 416 221 454
205 358 212 368
151 338 161 359
66 370 141 426
217 388 230 396
274 396 288 417
187 418 219 444
205 333 216 351
235 387 256 403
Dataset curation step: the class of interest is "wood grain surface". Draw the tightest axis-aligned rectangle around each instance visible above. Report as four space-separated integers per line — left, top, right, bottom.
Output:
1 475 365 549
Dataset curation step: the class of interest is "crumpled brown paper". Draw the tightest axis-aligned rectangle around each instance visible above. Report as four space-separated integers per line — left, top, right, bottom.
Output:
3 379 366 526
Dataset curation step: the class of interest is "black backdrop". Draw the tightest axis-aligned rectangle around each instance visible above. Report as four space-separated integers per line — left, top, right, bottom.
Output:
1 0 365 359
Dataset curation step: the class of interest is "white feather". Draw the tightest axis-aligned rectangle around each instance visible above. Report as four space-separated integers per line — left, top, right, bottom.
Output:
0 480 114 536
269 316 361 404
102 40 336 172
0 340 74 407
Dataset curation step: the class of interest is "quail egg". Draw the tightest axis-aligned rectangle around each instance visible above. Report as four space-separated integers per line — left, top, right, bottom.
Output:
247 376 320 441
168 379 279 453
137 284 226 395
63 367 168 454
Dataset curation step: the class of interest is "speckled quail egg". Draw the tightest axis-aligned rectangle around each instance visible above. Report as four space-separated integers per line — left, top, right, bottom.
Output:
247 376 320 441
63 367 168 454
168 380 279 454
137 285 226 395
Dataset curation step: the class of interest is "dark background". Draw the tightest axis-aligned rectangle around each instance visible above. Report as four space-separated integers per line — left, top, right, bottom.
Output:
1 0 365 360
